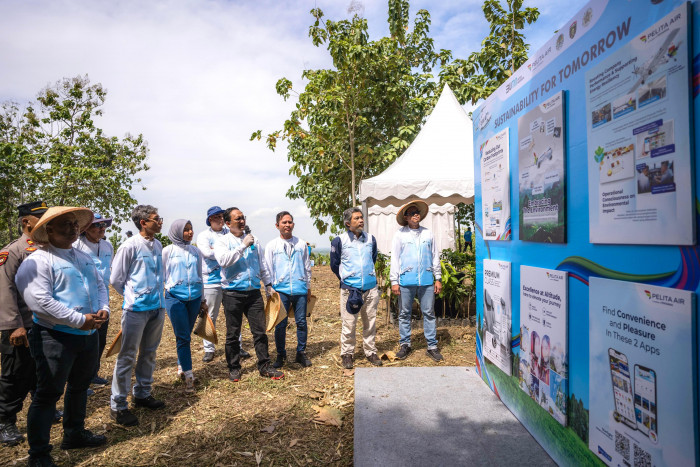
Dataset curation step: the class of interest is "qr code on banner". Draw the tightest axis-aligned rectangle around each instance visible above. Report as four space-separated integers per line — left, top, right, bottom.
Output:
634 444 652 467
615 430 631 461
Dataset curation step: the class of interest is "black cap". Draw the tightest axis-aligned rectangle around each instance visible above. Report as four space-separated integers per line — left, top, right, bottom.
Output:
17 201 49 218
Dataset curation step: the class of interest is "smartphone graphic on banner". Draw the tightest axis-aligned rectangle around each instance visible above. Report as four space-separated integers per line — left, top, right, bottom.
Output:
634 365 658 442
608 348 636 428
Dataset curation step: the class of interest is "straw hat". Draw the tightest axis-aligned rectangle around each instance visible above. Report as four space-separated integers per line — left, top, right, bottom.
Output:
193 313 218 344
105 330 123 358
396 200 429 226
265 291 283 332
30 206 94 244
286 294 318 319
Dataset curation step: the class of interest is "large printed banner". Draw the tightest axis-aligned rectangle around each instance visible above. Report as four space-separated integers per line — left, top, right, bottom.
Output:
480 128 511 240
589 278 696 466
482 259 512 375
586 5 694 245
518 92 567 243
519 265 568 426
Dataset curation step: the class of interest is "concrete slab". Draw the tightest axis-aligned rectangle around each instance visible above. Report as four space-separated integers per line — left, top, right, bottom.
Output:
354 366 556 467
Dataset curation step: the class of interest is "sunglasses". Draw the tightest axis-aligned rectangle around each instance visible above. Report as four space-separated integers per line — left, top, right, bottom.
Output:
405 210 421 217
92 222 108 229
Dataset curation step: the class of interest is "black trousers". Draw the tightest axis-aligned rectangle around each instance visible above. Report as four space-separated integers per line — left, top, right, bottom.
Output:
222 289 270 372
0 329 37 424
93 317 109 378
27 325 98 459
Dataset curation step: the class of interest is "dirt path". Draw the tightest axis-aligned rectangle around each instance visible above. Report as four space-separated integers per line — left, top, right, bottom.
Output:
2 266 476 466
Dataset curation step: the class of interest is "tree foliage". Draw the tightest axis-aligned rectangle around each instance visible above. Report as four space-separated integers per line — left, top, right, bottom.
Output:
440 0 540 104
253 0 538 234
0 75 149 245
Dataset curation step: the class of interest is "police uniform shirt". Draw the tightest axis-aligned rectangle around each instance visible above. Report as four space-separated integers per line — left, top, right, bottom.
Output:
0 234 39 331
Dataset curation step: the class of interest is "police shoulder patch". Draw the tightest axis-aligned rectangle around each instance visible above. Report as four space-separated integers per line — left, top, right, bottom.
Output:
25 247 37 252
0 252 8 266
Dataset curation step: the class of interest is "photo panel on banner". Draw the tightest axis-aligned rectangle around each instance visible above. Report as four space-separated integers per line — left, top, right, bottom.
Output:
482 259 512 375
480 128 511 240
519 265 568 426
518 92 567 243
585 4 695 245
589 277 696 466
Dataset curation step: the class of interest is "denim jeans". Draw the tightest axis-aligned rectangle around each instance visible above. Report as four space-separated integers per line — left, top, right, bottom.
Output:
165 291 201 372
110 308 165 410
222 289 270 372
93 317 109 378
398 285 437 349
27 324 98 458
274 293 308 356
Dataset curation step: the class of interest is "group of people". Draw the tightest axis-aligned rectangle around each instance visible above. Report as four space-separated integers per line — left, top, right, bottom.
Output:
0 199 444 467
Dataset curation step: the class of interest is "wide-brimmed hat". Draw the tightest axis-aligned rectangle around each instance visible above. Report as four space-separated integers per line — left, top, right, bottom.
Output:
105 330 123 358
193 313 218 344
265 291 283 332
90 212 113 228
396 200 429 226
30 206 94 244
206 206 225 226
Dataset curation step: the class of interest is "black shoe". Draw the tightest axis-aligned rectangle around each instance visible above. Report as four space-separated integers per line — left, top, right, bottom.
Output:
341 354 353 369
396 344 411 360
133 395 165 410
110 408 139 427
59 429 107 450
239 349 252 359
259 364 284 380
229 369 242 382
0 422 24 446
202 351 215 363
86 388 95 397
295 351 312 367
426 348 444 362
367 354 383 366
91 375 108 386
272 354 285 369
28 455 57 467
53 410 63 424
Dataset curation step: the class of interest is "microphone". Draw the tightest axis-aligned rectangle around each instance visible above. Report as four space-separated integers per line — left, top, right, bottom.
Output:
244 226 255 250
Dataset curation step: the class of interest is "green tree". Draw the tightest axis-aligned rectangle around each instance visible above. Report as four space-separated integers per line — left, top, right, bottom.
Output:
0 75 149 245
440 0 540 104
252 0 451 234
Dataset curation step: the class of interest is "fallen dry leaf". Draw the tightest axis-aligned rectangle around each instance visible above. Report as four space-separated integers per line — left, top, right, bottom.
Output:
342 369 355 377
312 405 343 427
289 439 299 447
235 451 254 457
381 351 398 361
260 420 280 433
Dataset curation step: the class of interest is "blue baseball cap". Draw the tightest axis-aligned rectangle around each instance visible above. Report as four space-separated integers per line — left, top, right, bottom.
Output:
206 206 225 226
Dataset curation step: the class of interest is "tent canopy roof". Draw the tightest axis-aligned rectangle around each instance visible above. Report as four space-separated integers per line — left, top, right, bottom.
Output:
359 84 475 204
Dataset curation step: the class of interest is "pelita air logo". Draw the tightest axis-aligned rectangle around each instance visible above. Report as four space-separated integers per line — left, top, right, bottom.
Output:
640 34 647 43
645 288 685 306
546 271 564 281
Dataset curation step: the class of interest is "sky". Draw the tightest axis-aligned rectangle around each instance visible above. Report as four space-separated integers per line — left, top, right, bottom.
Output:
0 0 589 248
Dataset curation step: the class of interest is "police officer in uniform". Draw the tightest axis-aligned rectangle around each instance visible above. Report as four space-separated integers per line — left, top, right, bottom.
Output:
0 201 49 445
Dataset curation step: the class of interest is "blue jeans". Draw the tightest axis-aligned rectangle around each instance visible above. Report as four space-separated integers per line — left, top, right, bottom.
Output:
27 324 98 458
110 308 165 411
274 293 308 356
398 285 437 349
165 291 201 372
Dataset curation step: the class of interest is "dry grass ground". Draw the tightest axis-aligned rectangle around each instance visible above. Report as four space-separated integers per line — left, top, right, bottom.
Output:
2 266 476 466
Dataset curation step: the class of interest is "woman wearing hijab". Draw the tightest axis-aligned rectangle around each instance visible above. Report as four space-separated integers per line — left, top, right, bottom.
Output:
162 219 204 393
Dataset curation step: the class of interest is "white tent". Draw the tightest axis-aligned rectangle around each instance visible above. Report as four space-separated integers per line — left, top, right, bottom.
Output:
359 84 475 254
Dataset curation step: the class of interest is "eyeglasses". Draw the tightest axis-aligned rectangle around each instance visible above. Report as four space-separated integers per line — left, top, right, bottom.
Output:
92 222 108 229
144 216 163 224
405 210 420 217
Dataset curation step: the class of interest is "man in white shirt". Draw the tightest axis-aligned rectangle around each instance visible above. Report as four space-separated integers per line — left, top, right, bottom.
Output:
196 206 250 362
390 200 443 362
263 211 312 368
16 206 109 466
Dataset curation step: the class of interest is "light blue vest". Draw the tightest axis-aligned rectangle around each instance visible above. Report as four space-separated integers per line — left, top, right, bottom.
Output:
77 238 112 290
165 246 203 301
271 240 308 295
398 231 435 287
221 239 262 291
200 227 228 286
128 241 164 311
41 252 99 335
339 232 377 291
